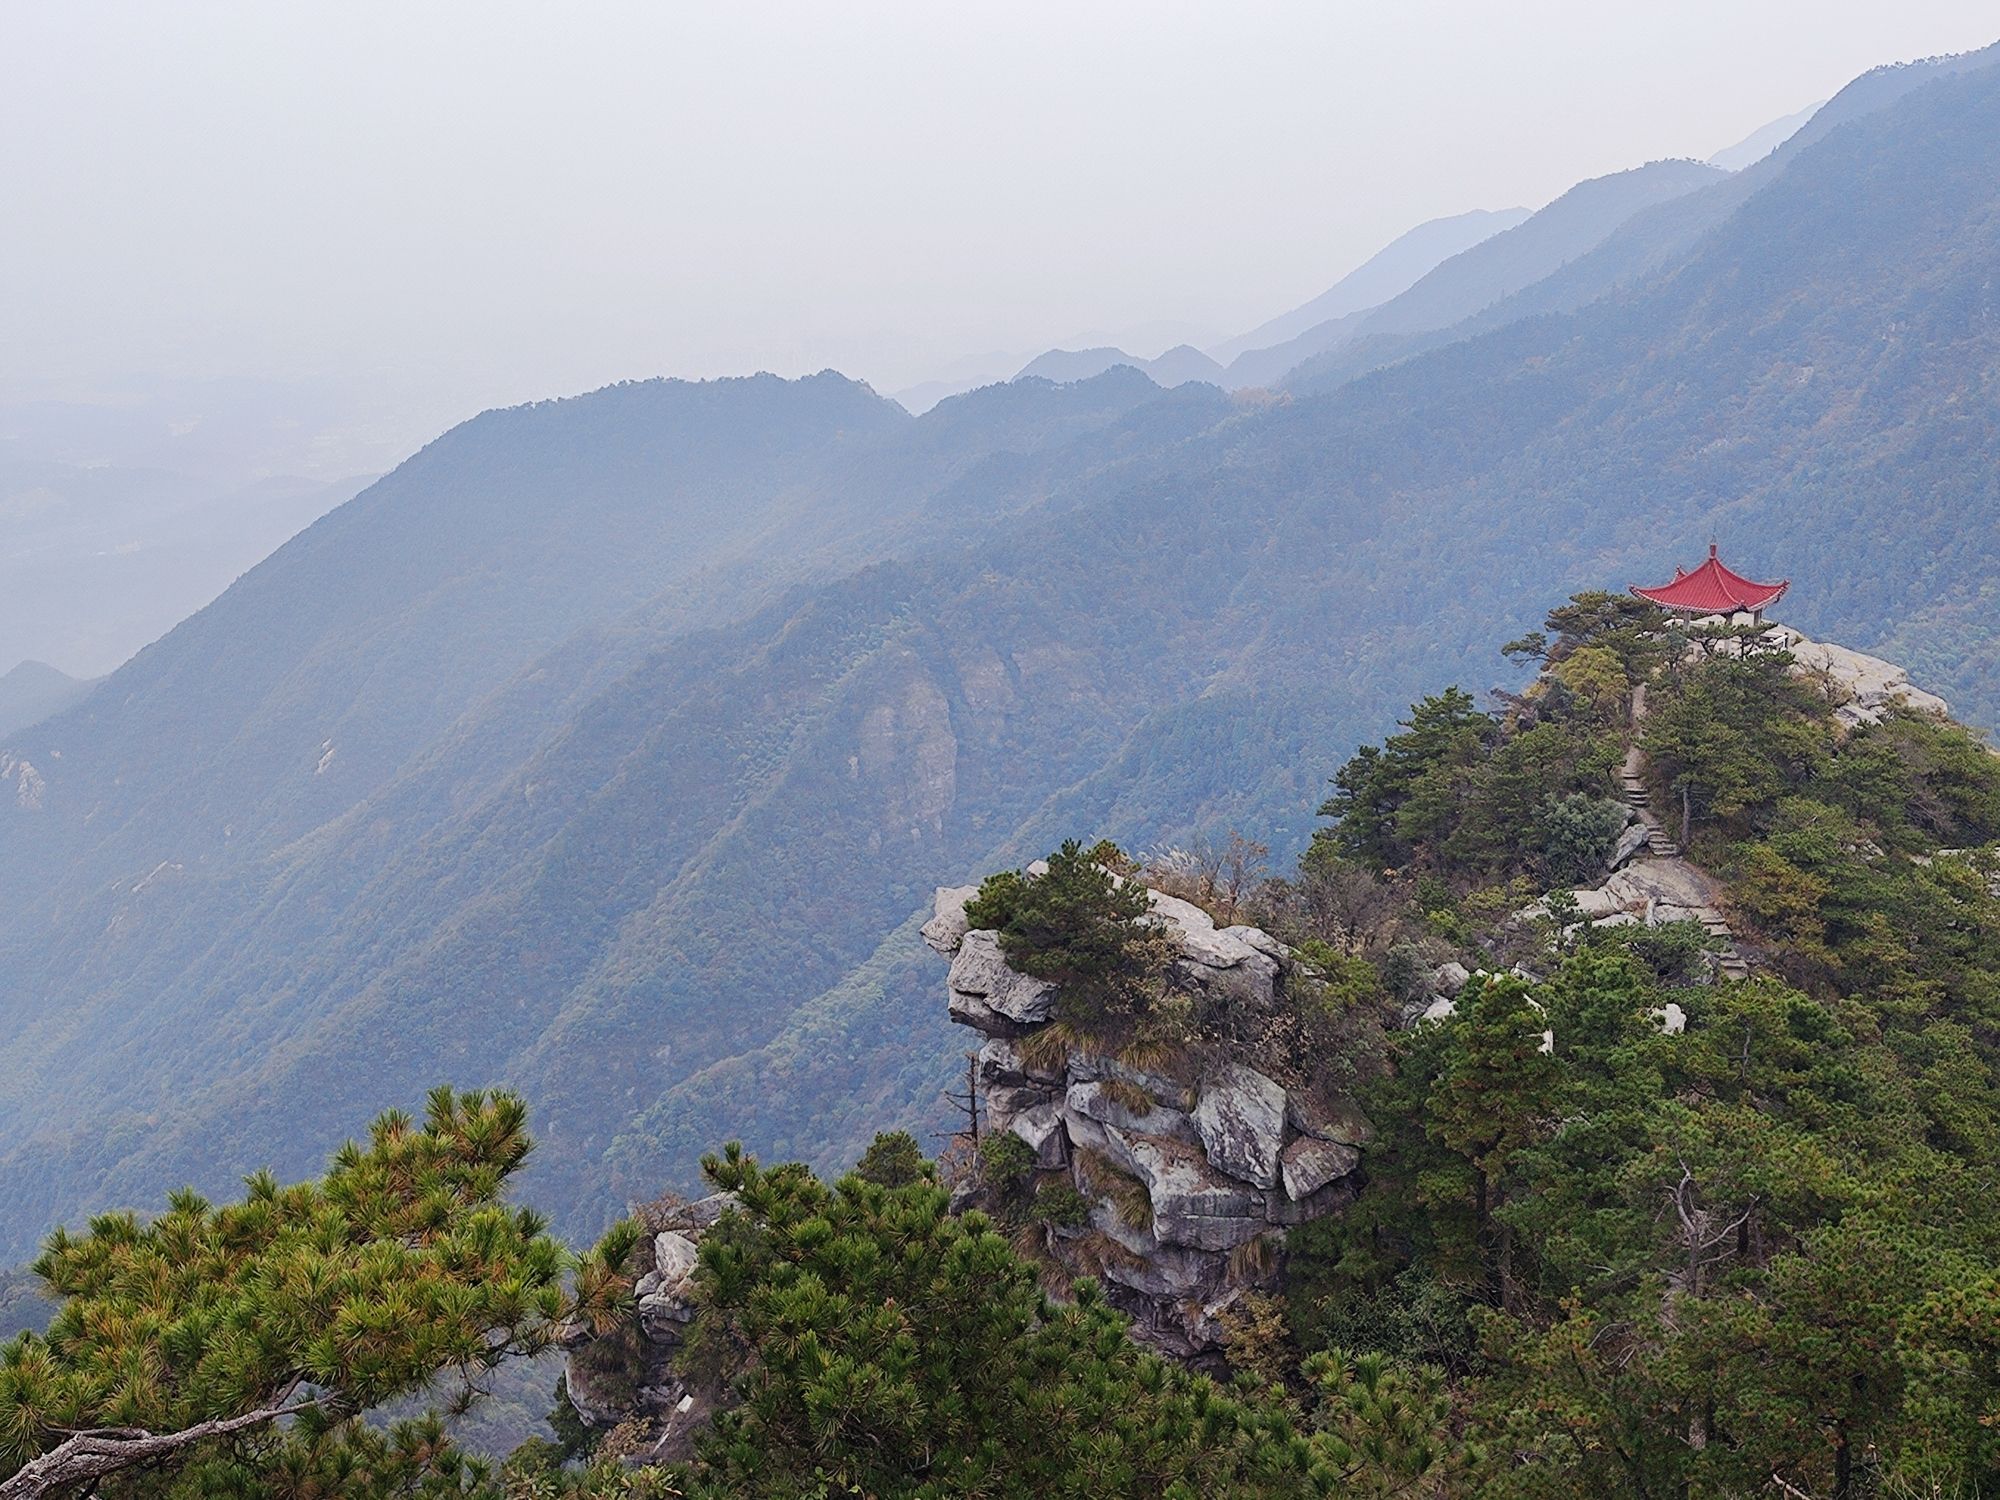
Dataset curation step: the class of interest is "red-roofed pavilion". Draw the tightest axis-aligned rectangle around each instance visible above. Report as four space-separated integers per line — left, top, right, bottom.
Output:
1630 544 1789 621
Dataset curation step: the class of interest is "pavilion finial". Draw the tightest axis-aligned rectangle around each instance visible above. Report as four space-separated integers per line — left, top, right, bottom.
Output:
1708 537 1718 559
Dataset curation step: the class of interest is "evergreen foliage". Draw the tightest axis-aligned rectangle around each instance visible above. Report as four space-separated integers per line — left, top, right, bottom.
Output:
0 1089 614 1500
624 1145 1448 1499
966 839 1160 1029
1298 595 2000 1495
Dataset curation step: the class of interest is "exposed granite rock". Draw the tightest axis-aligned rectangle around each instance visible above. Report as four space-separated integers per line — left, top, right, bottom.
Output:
562 1193 738 1453
921 884 978 954
1068 1049 1198 1111
977 1036 1063 1088
1144 890 1283 1007
1608 821 1652 870
1285 1089 1372 1147
1009 1099 1069 1168
948 929 1060 1025
1191 1064 1287 1190
1102 1126 1263 1249
1282 1135 1361 1201
1066 1078 1199 1143
1768 628 1951 727
926 875 1366 1363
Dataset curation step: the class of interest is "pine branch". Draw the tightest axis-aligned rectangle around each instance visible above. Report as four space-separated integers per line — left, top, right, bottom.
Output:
0 1393 340 1500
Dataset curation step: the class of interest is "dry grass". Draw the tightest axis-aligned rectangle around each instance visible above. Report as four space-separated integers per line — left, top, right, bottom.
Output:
1017 1021 1082 1077
1111 1031 1192 1081
1228 1232 1281 1283
1069 1229 1148 1280
1074 1146 1154 1233
1098 1076 1156 1115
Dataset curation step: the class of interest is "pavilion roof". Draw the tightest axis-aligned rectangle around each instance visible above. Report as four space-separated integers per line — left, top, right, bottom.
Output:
1630 544 1789 615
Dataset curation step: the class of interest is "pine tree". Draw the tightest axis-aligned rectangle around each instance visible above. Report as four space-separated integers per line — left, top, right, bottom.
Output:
0 1087 618 1500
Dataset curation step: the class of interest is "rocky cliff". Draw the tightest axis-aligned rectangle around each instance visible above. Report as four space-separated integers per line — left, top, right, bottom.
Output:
560 1190 736 1461
921 877 1369 1364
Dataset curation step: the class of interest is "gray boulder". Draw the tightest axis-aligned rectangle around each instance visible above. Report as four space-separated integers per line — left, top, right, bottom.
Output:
652 1230 698 1287
948 987 1017 1037
1281 1135 1361 1201
1068 1049 1197 1111
1608 821 1652 871
1142 891 1283 1006
1221 924 1292 963
1432 961 1471 997
1099 1239 1224 1300
1285 1090 1372 1147
1009 1099 1069 1169
922 884 978 955
1192 1064 1287 1189
1066 1079 1199 1144
636 1230 701 1341
986 1084 1056 1133
948 930 1058 1025
1105 1126 1265 1250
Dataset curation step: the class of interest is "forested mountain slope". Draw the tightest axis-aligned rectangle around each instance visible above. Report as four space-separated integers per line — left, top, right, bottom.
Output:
3 49 2000 1261
0 663 90 740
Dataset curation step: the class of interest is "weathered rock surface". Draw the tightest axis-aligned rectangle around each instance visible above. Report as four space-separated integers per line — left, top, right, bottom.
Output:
1768 628 1951 727
1282 1135 1361 1201
1192 1064 1287 1189
1066 1078 1199 1143
1106 1127 1267 1251
1604 859 1720 912
1432 961 1471 997
1608 820 1653 870
1010 1099 1069 1168
925 875 1367 1363
921 884 978 954
947 929 1058 1026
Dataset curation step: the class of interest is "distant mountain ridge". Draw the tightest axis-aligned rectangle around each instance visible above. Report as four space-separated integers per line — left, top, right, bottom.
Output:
1231 157 1727 389
0 661 91 739
3 42 2000 1265
1007 207 1531 396
1708 101 1821 170
1285 39 2000 396
1205 207 1531 366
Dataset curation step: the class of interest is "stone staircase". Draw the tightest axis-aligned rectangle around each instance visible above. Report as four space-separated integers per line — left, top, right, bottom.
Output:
1619 747 1751 981
1619 763 1681 858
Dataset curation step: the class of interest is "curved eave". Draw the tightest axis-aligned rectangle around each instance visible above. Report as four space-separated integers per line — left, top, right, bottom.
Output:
1628 578 1790 614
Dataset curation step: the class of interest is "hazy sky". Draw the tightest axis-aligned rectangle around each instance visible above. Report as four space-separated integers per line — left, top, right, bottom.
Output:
5 1 1998 432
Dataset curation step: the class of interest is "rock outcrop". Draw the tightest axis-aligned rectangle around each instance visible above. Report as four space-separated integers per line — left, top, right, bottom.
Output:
925 880 1368 1363
1770 627 1950 728
561 1191 736 1457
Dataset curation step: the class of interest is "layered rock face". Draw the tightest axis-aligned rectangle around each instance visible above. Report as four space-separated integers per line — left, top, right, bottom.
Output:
924 881 1367 1363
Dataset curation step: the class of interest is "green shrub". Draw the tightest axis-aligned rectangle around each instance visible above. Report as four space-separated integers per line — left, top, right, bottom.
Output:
853 1130 930 1188
978 1131 1037 1193
1532 792 1626 885
1028 1180 1091 1230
